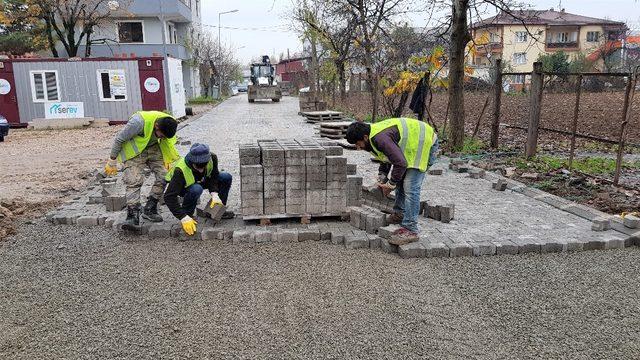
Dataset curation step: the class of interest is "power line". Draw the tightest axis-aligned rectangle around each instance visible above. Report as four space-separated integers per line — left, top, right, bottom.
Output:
199 23 295 33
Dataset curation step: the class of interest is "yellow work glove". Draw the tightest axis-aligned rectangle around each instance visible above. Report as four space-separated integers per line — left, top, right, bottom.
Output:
181 215 197 236
210 192 223 208
105 158 118 177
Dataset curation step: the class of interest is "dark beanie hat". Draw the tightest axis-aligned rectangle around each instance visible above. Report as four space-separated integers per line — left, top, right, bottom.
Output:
156 116 178 138
186 143 211 164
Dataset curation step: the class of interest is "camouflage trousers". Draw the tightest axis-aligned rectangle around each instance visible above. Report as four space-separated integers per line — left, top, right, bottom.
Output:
122 144 167 207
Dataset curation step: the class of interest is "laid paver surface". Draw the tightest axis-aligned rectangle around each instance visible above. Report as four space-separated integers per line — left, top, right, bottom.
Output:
2 95 640 358
179 94 628 249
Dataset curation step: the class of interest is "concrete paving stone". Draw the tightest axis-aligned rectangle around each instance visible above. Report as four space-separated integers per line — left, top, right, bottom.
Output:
517 242 541 254
564 239 584 252
330 231 345 245
440 204 455 223
368 234 382 249
347 164 357 175
423 242 450 258
254 230 273 244
344 231 369 249
540 241 565 254
592 217 612 231
378 224 400 239
320 228 332 241
492 240 519 255
604 236 626 250
149 223 174 238
349 207 362 229
280 228 300 243
200 227 221 241
298 228 320 241
560 204 603 221
623 215 640 229
380 238 399 253
492 180 508 191
427 168 443 175
448 242 473 257
472 242 496 256
76 216 99 226
583 238 607 251
232 230 255 245
398 242 426 258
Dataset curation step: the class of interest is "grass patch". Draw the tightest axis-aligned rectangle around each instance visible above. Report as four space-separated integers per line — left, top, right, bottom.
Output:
460 137 486 155
510 155 640 175
187 96 221 105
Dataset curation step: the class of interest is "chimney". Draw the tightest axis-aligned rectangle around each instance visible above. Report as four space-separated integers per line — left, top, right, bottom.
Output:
550 7 554 11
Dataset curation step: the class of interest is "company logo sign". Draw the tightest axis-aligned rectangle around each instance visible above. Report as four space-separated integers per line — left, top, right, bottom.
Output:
44 102 85 119
0 79 10 95
144 77 161 93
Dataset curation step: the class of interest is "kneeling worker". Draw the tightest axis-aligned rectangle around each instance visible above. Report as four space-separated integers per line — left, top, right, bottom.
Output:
346 118 438 245
105 111 180 231
164 143 234 236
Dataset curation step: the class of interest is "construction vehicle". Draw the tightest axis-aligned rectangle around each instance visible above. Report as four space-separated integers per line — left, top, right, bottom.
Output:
248 55 282 103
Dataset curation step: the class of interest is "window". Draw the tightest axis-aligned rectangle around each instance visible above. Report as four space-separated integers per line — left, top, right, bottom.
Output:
514 74 525 84
97 69 127 101
167 23 178 44
30 70 59 102
117 21 144 43
513 52 527 65
515 31 527 43
489 32 500 43
557 32 568 43
587 31 600 42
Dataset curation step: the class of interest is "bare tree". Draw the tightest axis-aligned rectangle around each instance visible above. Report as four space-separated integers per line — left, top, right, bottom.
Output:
29 0 131 58
186 29 242 98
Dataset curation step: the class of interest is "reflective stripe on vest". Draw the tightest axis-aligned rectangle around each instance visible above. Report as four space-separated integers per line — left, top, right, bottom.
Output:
165 158 214 188
118 111 180 166
369 118 434 172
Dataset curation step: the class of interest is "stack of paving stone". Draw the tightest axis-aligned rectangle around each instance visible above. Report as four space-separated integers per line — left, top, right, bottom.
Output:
349 206 387 234
318 121 353 139
299 91 327 112
239 138 362 220
361 185 395 213
301 111 344 124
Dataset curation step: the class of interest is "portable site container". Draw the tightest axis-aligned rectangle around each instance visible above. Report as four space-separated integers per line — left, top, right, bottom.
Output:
0 56 186 127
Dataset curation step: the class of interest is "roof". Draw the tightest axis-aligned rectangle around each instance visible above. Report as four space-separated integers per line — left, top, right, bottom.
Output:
472 9 627 29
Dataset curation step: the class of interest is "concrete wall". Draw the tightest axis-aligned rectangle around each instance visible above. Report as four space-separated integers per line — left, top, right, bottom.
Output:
14 60 143 123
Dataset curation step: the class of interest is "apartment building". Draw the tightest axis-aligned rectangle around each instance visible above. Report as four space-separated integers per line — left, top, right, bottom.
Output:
77 0 202 99
471 8 627 74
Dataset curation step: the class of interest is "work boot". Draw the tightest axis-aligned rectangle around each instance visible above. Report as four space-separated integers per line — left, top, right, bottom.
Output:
388 227 419 246
388 212 403 224
142 196 163 222
121 205 141 232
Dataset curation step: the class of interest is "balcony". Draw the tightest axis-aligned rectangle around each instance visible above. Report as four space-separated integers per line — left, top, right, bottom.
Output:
545 41 578 50
475 42 503 54
79 44 191 60
126 0 192 23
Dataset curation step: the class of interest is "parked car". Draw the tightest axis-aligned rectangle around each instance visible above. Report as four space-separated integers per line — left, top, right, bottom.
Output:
0 116 9 142
237 83 248 92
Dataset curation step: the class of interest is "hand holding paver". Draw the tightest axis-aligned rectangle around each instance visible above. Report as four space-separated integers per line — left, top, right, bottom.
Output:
181 215 197 236
104 158 118 177
210 193 223 208
378 182 396 197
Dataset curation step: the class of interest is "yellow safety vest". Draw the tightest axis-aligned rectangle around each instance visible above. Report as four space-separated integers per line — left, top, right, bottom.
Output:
369 118 435 172
165 158 214 187
117 111 180 165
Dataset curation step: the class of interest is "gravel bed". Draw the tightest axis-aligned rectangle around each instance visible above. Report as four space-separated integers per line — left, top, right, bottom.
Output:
1 220 640 359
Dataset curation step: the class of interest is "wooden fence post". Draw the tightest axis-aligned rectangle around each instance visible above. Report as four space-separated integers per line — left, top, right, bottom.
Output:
614 76 635 186
568 74 582 170
526 62 544 158
490 59 502 149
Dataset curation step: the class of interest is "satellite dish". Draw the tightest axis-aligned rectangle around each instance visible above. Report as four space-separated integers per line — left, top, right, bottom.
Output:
108 1 120 11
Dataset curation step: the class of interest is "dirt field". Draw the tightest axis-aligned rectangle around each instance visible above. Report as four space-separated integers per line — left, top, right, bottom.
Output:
336 90 640 150
0 103 216 240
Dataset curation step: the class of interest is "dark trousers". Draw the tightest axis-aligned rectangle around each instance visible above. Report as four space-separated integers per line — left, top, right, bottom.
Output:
181 172 232 216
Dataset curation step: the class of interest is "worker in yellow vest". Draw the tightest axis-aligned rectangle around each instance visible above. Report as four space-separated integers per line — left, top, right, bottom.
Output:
104 111 180 231
346 118 439 245
164 143 234 236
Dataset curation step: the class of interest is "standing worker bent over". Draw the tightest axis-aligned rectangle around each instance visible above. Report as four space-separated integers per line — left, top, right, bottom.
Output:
346 118 438 245
105 111 180 231
164 143 234 236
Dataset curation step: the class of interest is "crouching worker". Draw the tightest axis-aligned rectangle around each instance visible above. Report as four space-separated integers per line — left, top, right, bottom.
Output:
346 118 439 245
105 111 180 231
164 143 234 236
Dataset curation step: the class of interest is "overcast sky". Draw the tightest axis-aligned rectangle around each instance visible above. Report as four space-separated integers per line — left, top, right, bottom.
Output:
198 0 640 65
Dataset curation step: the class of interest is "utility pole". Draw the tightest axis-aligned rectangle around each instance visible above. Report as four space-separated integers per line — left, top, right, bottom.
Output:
218 9 239 99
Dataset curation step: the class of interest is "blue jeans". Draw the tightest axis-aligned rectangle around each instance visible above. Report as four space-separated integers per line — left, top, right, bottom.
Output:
393 168 426 234
181 172 233 216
